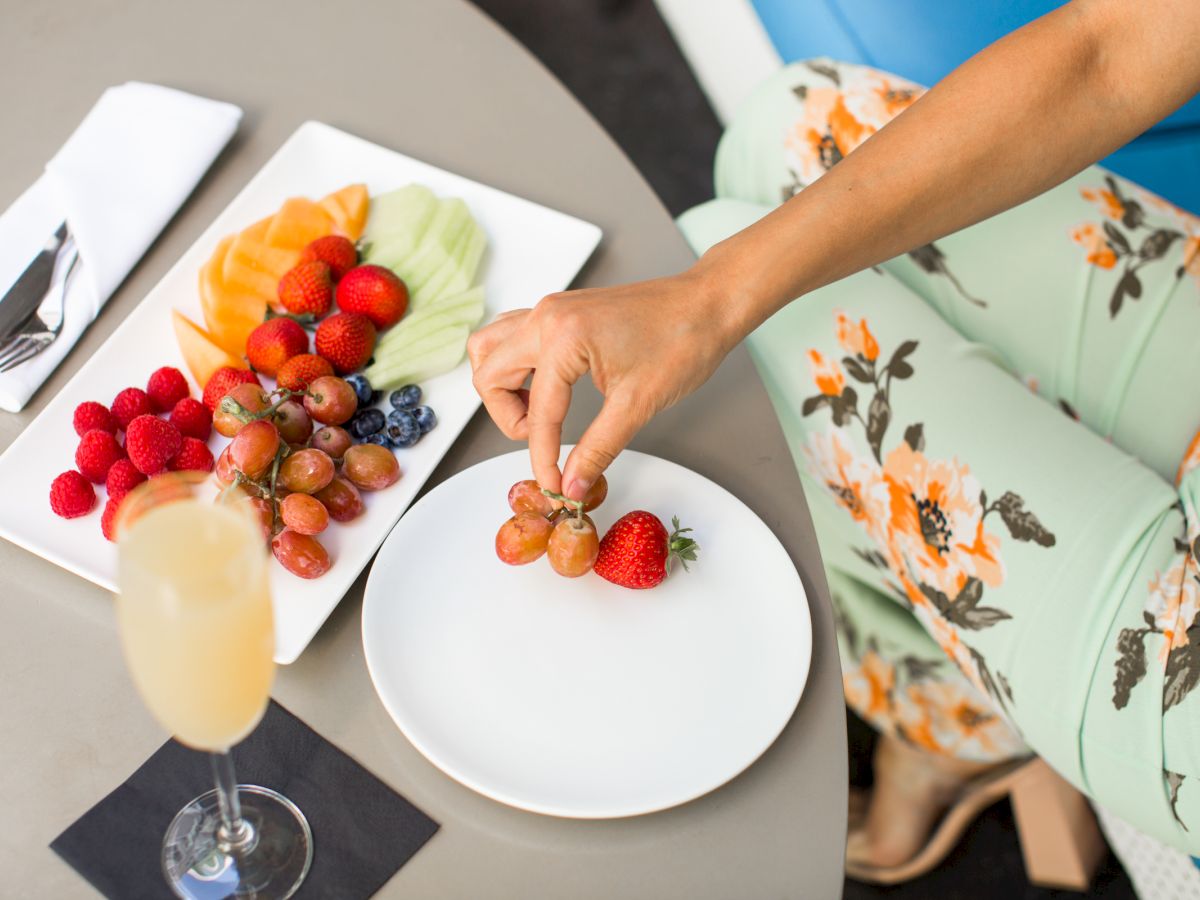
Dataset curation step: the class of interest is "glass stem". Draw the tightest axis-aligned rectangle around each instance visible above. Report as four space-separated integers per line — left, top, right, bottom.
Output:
210 751 253 850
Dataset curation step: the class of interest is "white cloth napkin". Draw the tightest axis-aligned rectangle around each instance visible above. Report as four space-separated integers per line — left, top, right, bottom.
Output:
0 82 241 412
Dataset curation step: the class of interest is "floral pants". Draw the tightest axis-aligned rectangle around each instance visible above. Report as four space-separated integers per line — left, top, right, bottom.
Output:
677 59 1200 855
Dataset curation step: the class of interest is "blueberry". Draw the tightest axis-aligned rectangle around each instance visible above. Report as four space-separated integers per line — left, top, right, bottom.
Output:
370 389 383 406
411 405 437 434
385 409 421 448
345 374 373 408
363 433 391 447
348 408 385 438
388 384 422 410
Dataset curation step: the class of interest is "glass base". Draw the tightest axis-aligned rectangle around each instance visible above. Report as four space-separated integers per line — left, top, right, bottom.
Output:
162 784 313 899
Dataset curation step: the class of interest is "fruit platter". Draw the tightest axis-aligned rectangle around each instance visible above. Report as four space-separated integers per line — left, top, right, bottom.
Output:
0 122 601 663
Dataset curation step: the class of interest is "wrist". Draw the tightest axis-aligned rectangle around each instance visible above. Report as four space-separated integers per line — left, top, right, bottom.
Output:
687 238 768 352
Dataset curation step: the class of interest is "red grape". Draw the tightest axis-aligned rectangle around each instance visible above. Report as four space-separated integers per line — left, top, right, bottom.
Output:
277 448 335 494
303 375 357 425
280 492 328 535
310 425 352 459
342 444 401 491
581 474 608 512
313 476 364 522
495 512 554 565
547 515 599 577
272 399 312 444
229 419 280 479
213 383 270 438
507 479 559 517
271 528 332 579
214 445 237 486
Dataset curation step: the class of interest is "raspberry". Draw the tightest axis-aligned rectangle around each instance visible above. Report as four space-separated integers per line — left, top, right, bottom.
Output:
75 429 126 483
146 366 190 412
50 471 96 519
111 387 154 429
169 437 215 473
105 458 146 502
202 367 260 411
72 401 117 437
101 497 121 542
169 397 213 441
125 415 182 475
276 353 334 392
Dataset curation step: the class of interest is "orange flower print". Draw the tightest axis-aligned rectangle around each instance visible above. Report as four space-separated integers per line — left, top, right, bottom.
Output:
843 649 895 720
807 349 846 397
897 681 1028 761
803 428 890 544
835 311 879 361
1081 186 1126 221
1070 223 1118 270
882 443 1004 596
1146 558 1200 665
1178 428 1200 486
1181 233 1200 287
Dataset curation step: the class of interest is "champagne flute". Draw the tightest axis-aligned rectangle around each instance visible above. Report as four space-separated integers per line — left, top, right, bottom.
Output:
115 474 312 899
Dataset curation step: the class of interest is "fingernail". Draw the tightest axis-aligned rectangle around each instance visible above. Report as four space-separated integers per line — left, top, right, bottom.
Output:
564 477 591 502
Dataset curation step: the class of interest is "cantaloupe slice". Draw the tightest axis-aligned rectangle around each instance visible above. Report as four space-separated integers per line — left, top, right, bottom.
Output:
320 184 369 241
265 198 334 251
200 237 268 356
172 309 246 387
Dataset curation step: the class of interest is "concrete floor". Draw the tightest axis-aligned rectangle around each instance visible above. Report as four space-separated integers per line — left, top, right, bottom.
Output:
470 1 1138 896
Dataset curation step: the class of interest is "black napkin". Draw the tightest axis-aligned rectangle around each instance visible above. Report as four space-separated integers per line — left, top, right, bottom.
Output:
51 699 438 899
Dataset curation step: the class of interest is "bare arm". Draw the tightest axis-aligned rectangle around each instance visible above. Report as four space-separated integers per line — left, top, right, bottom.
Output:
468 0 1200 500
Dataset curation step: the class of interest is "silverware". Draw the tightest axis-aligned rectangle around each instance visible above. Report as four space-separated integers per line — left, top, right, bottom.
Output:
0 222 69 345
0 240 78 373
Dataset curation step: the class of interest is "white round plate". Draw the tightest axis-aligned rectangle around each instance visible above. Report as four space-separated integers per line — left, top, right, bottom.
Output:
362 448 811 818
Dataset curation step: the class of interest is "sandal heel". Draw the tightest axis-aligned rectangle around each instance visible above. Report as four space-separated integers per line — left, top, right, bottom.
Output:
1010 759 1106 891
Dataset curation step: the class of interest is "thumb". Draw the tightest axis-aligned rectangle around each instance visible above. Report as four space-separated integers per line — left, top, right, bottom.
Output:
562 394 643 501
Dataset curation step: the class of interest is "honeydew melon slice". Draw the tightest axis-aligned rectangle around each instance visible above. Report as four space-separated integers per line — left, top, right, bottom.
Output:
378 287 485 352
394 198 474 291
415 220 478 306
361 184 437 267
426 225 488 305
364 324 470 388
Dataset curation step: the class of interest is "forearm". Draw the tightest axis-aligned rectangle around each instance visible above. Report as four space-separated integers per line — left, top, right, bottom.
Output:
701 0 1200 339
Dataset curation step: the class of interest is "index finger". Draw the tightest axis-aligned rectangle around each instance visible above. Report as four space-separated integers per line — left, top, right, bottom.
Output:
525 354 578 495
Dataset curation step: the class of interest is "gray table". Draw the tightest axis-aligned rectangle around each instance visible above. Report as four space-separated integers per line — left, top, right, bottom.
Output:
0 1 847 897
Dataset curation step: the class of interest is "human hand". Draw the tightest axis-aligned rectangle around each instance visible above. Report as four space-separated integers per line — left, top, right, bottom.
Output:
467 265 740 501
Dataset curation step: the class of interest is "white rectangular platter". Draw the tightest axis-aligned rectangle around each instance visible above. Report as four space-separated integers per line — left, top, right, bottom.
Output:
0 121 601 663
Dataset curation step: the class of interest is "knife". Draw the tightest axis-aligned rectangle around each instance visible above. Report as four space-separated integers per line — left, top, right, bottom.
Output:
0 222 69 344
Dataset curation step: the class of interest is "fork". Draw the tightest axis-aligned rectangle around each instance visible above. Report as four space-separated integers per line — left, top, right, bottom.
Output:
0 240 79 373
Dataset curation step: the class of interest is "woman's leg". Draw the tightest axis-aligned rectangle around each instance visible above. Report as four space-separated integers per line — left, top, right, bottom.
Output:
712 58 1200 485
679 196 1200 854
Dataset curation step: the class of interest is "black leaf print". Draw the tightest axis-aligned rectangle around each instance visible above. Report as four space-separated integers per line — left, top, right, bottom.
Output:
1174 537 1191 554
1113 627 1150 709
887 340 918 373
853 547 891 570
1163 642 1200 711
903 423 925 453
902 656 943 682
992 492 1056 546
919 583 954 618
801 394 829 417
997 671 1014 702
957 577 984 610
1122 200 1145 231
907 244 988 308
1103 221 1131 255
804 60 841 86
866 391 890 463
842 356 874 383
889 359 914 380
919 578 1011 631
830 593 860 658
1059 399 1080 420
829 387 857 428
1109 270 1143 318
1166 771 1189 831
969 646 1018 717
792 85 808 102
1193 535 1200 562
1139 228 1183 262
959 606 1013 630
1146 609 1159 628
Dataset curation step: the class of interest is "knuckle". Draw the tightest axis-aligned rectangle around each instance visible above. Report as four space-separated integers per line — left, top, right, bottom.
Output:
574 442 616 473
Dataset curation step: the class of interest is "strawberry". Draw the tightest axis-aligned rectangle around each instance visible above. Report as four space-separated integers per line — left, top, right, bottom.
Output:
202 367 260 411
110 387 154 430
125 415 182 475
315 312 376 374
301 236 358 281
72 401 117 437
593 512 698 589
246 318 309 378
169 436 215 473
276 353 334 391
49 471 96 519
75 429 126 483
169 397 213 441
335 265 407 329
105 458 146 502
145 366 190 412
278 260 334 317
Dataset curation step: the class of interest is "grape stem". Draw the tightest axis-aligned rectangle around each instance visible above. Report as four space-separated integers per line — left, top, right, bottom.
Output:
540 488 584 521
219 387 312 425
